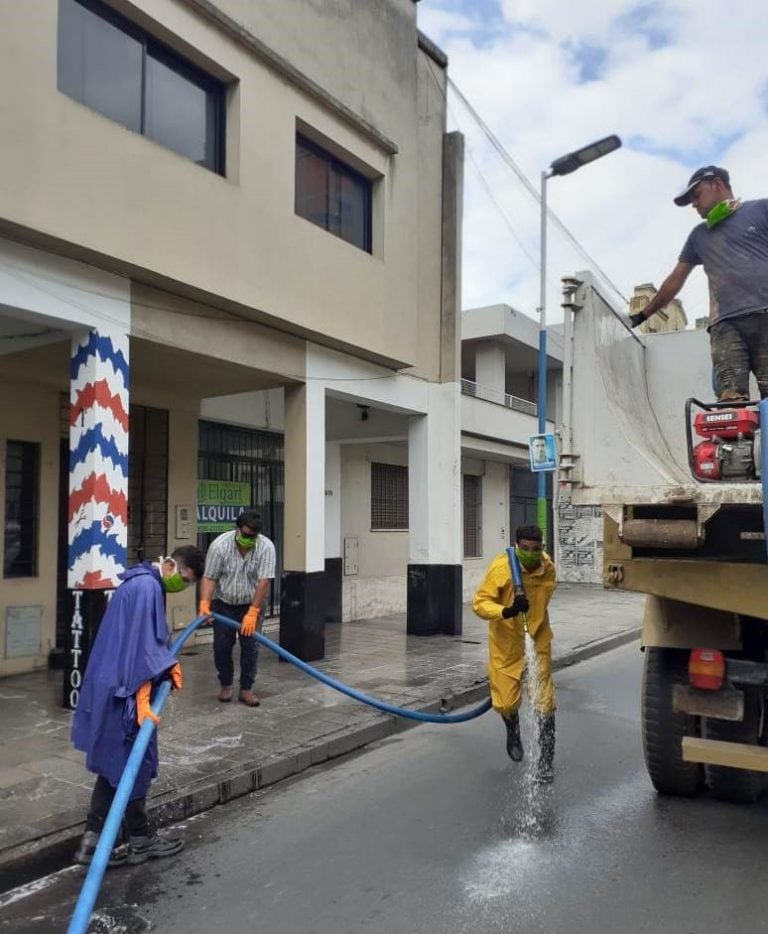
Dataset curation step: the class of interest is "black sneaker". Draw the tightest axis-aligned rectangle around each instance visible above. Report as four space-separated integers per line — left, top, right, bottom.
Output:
128 832 185 865
74 831 129 869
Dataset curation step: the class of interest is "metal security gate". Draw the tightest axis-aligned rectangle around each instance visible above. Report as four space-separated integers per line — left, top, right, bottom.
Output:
128 406 169 565
509 466 553 554
198 421 284 616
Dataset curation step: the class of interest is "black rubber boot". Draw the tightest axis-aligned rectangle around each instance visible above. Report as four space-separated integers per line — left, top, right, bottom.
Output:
74 831 129 868
534 713 555 784
503 713 524 762
128 831 185 865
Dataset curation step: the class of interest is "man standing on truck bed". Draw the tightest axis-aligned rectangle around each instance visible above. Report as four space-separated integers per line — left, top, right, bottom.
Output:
629 165 768 402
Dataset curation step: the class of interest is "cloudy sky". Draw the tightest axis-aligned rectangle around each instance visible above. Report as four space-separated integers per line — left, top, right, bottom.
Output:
417 0 768 325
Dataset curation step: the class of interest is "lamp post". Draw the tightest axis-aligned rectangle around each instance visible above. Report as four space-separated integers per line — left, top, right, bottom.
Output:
536 134 622 542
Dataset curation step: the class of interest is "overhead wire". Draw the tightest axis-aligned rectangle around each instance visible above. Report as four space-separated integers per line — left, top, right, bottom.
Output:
443 71 629 307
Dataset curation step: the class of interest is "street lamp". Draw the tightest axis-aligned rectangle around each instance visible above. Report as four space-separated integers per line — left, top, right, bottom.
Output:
536 134 621 542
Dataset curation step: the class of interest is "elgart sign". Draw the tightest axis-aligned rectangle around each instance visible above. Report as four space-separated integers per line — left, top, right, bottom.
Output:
197 480 250 533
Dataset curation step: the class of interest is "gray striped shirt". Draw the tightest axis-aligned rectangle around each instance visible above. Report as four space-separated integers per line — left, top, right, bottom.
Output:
203 530 276 605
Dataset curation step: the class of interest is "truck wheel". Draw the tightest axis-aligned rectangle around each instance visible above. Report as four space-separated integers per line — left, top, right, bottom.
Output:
642 647 703 796
703 688 765 804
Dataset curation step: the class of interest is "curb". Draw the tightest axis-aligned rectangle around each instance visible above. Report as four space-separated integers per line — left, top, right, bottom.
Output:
0 628 639 895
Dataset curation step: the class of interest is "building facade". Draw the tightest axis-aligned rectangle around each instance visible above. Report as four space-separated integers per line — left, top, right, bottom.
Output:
630 283 687 334
0 0 463 677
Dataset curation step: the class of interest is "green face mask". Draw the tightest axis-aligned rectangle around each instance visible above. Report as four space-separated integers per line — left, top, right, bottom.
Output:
163 572 189 594
706 199 740 229
516 546 542 570
236 534 256 550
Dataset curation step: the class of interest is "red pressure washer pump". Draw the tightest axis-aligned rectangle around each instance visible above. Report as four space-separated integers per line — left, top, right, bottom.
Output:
688 401 762 481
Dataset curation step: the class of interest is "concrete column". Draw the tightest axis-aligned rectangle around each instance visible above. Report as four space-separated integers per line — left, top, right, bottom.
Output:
280 382 328 660
475 342 506 395
407 382 462 636
440 131 464 383
322 441 342 624
65 328 129 708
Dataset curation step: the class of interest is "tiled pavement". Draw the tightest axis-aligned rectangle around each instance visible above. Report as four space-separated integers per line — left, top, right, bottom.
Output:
0 583 644 888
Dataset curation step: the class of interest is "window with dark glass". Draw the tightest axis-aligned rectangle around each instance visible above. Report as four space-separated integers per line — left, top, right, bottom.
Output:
371 463 408 531
463 474 482 558
4 441 40 578
295 135 372 252
57 0 225 173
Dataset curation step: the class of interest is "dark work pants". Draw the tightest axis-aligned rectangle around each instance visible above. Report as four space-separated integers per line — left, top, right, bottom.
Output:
85 774 150 837
212 599 258 690
710 311 768 400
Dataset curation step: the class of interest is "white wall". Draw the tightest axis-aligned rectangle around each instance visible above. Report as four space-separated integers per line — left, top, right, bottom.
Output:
340 442 408 620
462 460 509 601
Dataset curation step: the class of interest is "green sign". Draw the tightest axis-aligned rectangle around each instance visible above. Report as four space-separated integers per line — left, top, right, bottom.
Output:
197 480 250 533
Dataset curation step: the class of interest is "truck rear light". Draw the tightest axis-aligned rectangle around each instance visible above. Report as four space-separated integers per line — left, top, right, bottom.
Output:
689 648 725 690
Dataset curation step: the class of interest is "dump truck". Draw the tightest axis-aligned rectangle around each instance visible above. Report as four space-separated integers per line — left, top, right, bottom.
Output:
559 272 768 802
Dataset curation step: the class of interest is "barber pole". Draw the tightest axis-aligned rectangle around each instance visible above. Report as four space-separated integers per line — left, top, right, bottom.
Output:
64 329 129 708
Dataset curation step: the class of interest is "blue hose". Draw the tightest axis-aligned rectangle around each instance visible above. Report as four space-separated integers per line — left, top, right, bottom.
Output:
67 681 172 934
761 399 768 561
224 614 492 724
69 613 490 932
505 547 523 590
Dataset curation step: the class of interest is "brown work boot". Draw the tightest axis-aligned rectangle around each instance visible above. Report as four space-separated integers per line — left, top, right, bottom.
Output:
238 689 260 707
217 686 232 703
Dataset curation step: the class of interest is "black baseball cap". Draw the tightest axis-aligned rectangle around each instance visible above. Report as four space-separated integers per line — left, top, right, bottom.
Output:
673 166 730 206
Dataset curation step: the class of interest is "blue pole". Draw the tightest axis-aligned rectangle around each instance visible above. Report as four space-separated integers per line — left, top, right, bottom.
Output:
761 399 768 561
537 170 549 539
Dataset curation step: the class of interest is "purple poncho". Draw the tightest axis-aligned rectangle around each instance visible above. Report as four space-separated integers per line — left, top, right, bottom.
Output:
71 563 176 797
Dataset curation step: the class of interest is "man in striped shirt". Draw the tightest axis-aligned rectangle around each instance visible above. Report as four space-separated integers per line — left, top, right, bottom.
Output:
198 509 276 707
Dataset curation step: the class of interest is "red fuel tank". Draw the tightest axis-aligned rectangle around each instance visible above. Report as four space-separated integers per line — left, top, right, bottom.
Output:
693 409 759 440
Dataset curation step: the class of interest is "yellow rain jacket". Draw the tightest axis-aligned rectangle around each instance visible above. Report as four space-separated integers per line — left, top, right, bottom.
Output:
472 551 557 716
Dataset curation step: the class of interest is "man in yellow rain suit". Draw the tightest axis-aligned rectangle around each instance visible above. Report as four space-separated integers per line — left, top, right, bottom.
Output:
472 524 557 784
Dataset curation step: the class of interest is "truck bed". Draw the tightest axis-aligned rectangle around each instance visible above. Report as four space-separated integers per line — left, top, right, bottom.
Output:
562 272 762 508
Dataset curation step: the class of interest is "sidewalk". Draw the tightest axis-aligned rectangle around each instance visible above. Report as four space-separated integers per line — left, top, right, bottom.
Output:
0 584 644 890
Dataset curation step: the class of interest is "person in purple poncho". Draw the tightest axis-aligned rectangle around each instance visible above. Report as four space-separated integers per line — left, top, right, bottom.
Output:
71 545 205 867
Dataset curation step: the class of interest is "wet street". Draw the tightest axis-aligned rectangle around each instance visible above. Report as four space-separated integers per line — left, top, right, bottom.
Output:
3 641 768 933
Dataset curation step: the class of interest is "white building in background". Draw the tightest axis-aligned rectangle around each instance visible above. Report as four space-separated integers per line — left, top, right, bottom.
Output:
202 302 565 613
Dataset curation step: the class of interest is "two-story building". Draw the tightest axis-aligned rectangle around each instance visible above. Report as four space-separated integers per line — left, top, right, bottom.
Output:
0 0 464 679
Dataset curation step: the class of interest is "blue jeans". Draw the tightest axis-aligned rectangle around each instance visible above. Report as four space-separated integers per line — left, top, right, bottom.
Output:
212 600 258 690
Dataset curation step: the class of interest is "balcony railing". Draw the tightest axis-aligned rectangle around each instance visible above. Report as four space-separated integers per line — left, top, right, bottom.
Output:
461 379 537 417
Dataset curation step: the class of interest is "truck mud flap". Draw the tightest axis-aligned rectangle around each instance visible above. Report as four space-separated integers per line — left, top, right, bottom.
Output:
673 684 744 722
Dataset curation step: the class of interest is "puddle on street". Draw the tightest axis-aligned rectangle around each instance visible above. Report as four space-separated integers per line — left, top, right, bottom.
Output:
86 904 150 933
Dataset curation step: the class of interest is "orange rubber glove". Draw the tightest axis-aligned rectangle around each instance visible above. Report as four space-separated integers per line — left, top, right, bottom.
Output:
168 662 183 692
136 681 160 726
198 599 212 619
240 606 259 638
